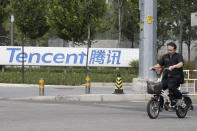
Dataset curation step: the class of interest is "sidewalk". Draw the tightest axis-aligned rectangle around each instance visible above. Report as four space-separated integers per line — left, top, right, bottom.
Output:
0 83 197 103
6 93 197 102
0 82 132 88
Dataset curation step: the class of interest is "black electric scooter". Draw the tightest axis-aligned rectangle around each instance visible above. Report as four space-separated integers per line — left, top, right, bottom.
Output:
147 68 193 119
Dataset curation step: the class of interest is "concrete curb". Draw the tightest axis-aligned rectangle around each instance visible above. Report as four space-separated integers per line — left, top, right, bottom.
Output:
8 94 152 102
7 94 197 103
10 96 57 102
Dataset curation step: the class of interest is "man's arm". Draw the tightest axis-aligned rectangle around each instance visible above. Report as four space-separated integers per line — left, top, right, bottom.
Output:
169 62 183 71
149 64 161 70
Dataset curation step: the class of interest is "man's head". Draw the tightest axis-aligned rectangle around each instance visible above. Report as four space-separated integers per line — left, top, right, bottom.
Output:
167 42 177 56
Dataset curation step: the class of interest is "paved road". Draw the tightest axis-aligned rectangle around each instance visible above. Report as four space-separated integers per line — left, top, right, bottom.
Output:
0 100 196 131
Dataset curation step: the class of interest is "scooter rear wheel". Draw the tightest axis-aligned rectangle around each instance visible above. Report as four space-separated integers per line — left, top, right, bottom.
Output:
176 97 192 118
147 99 160 119
176 106 187 118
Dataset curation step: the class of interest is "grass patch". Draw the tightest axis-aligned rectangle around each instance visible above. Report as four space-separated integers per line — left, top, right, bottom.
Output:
0 66 137 85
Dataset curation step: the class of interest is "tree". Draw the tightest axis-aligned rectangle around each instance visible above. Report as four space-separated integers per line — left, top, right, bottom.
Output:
181 0 197 63
117 0 124 47
168 0 197 63
47 0 106 46
167 0 197 55
0 0 9 25
0 0 9 37
96 1 119 40
12 0 49 43
121 0 139 48
92 4 114 39
157 0 171 51
47 0 87 45
111 0 125 47
111 0 140 48
168 0 185 54
79 0 107 44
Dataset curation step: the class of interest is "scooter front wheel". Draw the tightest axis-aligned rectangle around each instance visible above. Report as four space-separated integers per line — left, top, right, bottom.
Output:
147 99 160 119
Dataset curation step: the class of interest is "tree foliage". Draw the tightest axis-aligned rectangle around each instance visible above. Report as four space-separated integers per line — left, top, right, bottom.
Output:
47 0 87 43
167 0 197 62
47 0 106 43
179 0 197 62
111 0 140 47
121 0 139 48
0 0 9 25
80 0 107 39
157 0 172 50
12 0 49 40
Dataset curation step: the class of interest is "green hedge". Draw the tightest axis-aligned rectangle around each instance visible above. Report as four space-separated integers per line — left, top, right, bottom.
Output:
0 66 137 85
1 60 194 85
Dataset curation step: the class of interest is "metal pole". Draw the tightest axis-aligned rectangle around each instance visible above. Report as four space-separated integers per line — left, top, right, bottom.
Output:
85 15 91 94
11 14 14 46
195 58 197 93
22 38 24 83
179 21 183 55
139 0 144 78
179 1 183 55
85 75 91 94
152 0 157 70
39 78 45 96
139 0 157 80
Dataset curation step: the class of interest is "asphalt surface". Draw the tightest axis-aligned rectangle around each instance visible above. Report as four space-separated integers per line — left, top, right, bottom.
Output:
0 83 196 131
0 100 196 131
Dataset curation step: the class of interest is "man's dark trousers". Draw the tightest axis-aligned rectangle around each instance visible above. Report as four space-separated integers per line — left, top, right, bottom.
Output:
162 77 182 100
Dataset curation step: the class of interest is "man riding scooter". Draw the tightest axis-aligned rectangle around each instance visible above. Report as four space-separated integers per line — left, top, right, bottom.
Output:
149 42 184 107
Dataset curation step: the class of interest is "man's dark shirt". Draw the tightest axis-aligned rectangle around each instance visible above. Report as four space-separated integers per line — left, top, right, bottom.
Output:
159 53 184 79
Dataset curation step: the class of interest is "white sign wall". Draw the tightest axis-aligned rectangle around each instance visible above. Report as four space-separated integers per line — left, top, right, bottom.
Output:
0 46 139 67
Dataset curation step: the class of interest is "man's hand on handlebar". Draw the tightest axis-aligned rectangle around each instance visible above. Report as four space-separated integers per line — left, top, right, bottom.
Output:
168 65 176 71
149 66 154 71
149 66 159 71
149 64 161 71
149 65 175 71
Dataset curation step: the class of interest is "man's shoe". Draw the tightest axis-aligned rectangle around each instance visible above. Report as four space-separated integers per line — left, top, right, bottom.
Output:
170 99 182 108
171 100 176 106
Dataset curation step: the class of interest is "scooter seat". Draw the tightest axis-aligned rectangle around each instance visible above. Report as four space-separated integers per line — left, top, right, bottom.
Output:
181 91 189 94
